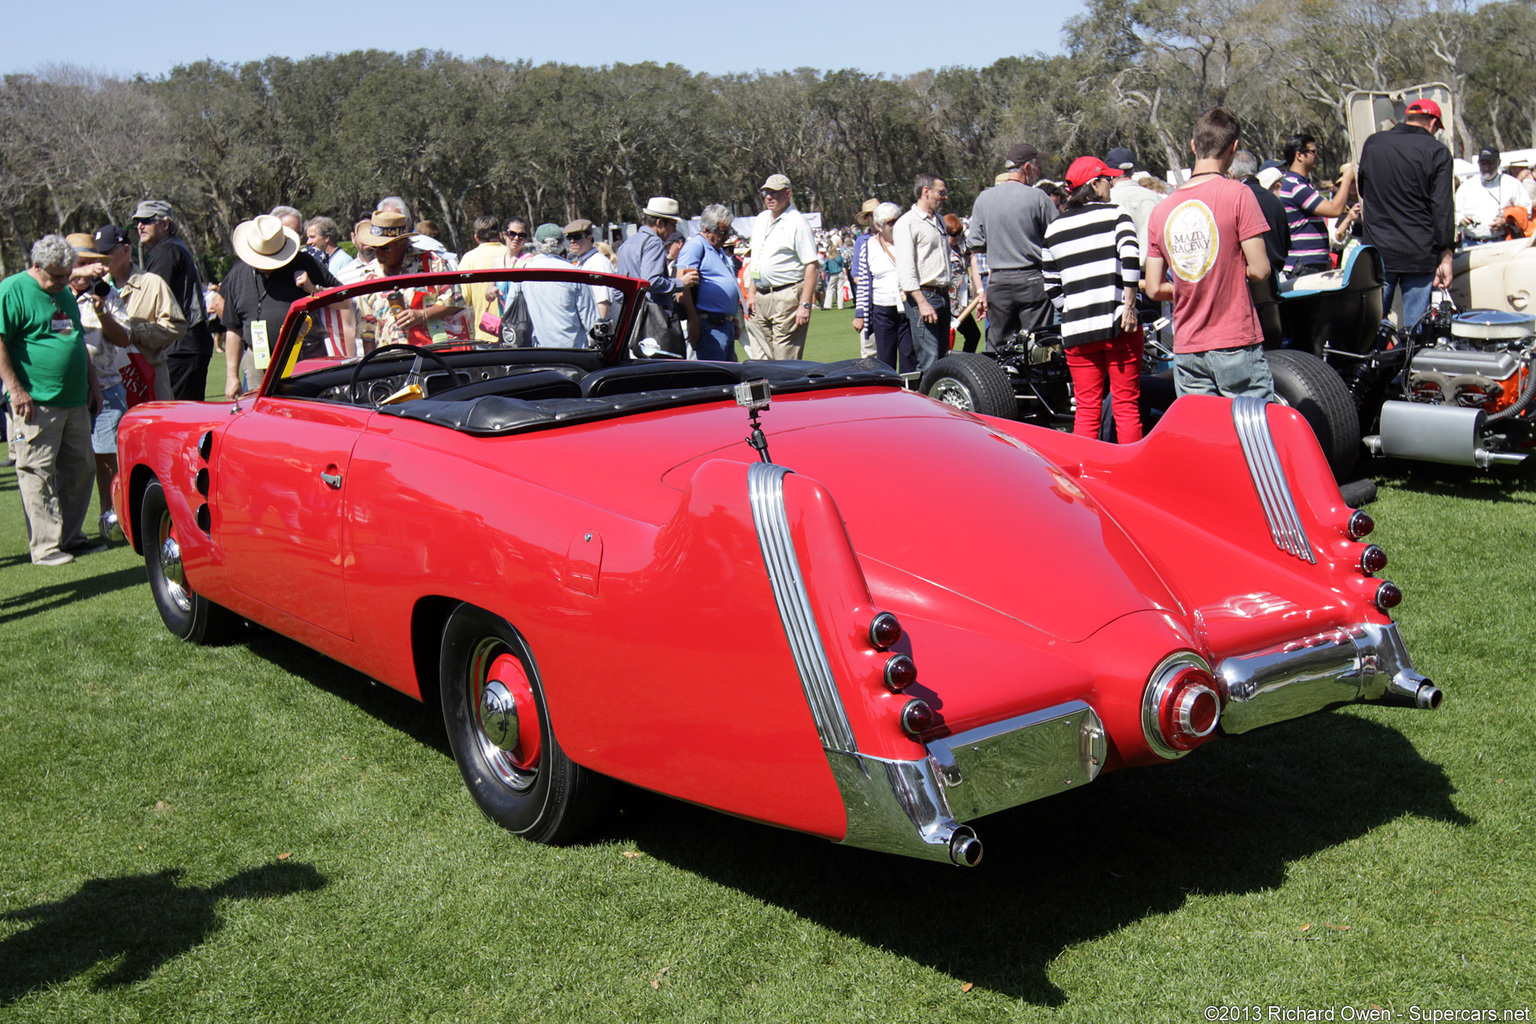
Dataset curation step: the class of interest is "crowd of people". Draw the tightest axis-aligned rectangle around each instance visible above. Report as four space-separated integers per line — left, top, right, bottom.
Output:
0 98 1521 567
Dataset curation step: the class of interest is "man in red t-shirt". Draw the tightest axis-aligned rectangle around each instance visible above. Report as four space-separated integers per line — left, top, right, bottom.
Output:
1144 107 1275 400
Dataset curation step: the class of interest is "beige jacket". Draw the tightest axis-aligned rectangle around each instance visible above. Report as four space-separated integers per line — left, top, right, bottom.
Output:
111 267 187 367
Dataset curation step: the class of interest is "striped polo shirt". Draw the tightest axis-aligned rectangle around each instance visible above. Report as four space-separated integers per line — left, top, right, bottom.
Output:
1277 171 1329 273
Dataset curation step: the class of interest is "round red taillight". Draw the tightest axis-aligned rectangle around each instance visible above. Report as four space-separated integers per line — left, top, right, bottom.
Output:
1142 656 1222 758
869 612 902 650
1347 510 1375 540
1376 580 1403 611
883 654 917 692
1173 684 1220 740
1360 545 1388 574
900 699 934 737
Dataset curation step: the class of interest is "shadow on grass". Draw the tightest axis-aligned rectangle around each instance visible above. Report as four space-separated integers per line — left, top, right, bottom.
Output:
240 626 451 757
0 565 147 626
0 861 326 1006
622 711 1469 1007
1372 457 1536 502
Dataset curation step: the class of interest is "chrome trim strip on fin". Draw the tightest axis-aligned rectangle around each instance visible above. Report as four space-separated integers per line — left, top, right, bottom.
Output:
1232 396 1316 563
747 461 858 753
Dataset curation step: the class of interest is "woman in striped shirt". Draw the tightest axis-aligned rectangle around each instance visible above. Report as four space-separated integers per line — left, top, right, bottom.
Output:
1042 156 1144 442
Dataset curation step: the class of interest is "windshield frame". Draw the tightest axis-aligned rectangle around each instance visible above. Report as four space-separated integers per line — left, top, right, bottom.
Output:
259 266 648 398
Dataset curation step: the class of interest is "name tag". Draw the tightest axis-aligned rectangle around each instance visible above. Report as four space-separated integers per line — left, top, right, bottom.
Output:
251 321 272 370
50 316 74 334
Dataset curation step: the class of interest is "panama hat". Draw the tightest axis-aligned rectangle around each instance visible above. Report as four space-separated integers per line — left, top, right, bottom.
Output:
642 197 684 220
231 214 300 270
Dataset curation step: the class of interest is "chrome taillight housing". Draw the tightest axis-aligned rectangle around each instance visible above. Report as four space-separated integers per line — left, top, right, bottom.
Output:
883 654 917 692
1347 510 1375 540
1360 544 1388 574
1142 652 1222 759
900 699 934 737
1376 581 1403 612
868 612 902 649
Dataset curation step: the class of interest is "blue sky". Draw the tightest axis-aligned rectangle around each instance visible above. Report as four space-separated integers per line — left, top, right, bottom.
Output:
11 0 1075 80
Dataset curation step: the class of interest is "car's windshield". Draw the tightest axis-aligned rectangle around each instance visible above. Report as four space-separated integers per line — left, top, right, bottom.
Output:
254 267 642 398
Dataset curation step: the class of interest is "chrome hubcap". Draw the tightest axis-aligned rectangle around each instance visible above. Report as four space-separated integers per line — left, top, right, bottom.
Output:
929 378 976 411
469 638 537 792
479 679 519 752
157 515 192 613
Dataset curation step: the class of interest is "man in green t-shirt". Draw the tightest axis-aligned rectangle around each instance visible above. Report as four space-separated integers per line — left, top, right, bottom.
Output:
0 235 104 565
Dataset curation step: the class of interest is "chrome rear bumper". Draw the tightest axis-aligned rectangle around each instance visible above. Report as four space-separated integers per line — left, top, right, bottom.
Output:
829 701 1106 867
1217 621 1440 734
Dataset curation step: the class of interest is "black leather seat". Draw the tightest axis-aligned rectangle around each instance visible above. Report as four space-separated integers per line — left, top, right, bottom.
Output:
429 368 583 402
580 362 746 398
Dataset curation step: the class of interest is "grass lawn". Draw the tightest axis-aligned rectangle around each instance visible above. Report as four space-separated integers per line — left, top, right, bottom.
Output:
1 333 1533 1022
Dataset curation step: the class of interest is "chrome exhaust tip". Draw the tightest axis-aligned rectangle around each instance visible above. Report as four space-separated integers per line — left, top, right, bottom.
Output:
949 827 983 867
1385 670 1442 710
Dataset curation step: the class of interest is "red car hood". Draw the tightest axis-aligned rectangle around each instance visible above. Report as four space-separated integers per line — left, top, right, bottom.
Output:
662 404 1183 643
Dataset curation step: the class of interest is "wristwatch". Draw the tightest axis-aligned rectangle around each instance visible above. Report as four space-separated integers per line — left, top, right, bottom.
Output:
800 301 812 309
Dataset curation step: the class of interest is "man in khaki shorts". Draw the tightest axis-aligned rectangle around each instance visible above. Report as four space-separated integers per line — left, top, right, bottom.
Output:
744 174 818 360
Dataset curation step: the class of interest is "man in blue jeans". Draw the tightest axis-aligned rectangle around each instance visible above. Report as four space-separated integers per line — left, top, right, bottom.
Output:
894 173 953 372
1356 98 1455 330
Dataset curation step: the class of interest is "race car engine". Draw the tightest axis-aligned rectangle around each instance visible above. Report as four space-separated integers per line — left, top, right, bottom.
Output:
1407 310 1535 414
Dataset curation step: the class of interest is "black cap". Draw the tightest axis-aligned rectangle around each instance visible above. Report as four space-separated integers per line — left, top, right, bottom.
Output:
93 224 132 251
1105 147 1135 171
1004 143 1040 169
1478 148 1499 162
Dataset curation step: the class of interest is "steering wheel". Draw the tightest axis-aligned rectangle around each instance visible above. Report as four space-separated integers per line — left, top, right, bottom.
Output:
348 343 467 406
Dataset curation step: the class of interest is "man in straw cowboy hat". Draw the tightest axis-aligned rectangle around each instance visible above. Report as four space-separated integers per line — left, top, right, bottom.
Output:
352 209 471 350
220 213 341 399
616 196 699 313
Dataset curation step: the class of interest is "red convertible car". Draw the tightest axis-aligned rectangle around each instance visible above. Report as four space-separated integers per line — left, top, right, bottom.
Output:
114 267 1441 867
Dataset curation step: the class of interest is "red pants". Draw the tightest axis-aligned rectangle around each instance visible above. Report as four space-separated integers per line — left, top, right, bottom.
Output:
1066 329 1143 442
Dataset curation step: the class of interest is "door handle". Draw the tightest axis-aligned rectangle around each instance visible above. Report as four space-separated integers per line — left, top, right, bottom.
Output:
320 470 343 490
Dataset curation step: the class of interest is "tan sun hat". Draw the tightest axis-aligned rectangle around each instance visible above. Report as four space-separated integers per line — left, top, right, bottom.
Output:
856 198 880 226
231 214 300 270
67 232 110 263
357 209 413 248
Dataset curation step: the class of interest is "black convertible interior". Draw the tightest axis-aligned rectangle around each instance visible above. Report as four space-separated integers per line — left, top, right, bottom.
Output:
275 346 904 436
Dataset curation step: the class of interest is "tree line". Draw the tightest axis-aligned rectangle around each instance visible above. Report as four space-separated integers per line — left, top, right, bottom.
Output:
1 0 1530 278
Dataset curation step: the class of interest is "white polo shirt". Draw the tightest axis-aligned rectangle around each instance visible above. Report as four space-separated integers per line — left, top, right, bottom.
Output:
748 207 817 289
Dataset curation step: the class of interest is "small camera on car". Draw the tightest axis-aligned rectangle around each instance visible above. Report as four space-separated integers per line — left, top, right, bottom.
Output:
734 379 771 411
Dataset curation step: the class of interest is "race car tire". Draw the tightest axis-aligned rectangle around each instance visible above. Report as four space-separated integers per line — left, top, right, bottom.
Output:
1338 477 1378 508
921 353 1017 419
141 478 240 645
439 603 608 844
1267 349 1361 481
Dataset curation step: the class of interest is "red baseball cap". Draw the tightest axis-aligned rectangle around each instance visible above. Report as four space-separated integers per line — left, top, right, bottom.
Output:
1405 98 1442 120
1064 156 1125 191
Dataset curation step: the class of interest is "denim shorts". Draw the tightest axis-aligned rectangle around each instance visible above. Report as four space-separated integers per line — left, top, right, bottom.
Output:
91 382 128 455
